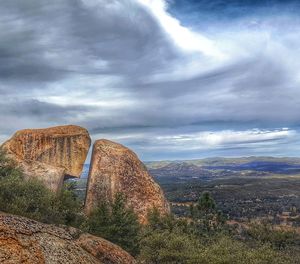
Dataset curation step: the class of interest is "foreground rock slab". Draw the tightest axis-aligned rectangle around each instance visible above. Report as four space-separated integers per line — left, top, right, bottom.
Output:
0 213 136 264
1 125 91 192
85 139 170 224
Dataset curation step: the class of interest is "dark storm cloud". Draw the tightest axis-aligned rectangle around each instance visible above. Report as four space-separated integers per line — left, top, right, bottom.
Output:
0 1 69 82
0 99 92 120
0 0 179 85
118 55 300 129
0 0 182 130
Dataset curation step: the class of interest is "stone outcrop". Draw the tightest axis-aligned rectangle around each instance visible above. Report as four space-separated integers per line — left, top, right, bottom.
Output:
0 213 136 264
84 139 170 224
1 125 91 192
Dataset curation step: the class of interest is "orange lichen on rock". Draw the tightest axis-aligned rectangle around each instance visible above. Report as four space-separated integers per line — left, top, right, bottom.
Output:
0 213 136 264
1 125 91 192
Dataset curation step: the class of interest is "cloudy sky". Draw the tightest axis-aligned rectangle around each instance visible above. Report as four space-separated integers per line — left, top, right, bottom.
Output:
1 0 300 160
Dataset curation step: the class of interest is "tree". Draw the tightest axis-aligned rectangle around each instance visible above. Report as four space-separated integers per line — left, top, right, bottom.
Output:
146 207 190 235
190 192 226 234
86 193 141 256
55 182 85 227
197 192 216 213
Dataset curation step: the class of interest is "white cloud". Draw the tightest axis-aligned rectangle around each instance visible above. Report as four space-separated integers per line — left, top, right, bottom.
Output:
156 129 296 149
137 0 225 59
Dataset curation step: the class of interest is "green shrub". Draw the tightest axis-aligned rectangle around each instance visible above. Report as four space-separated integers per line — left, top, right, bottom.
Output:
0 151 83 226
0 150 22 178
138 231 294 264
138 230 203 264
86 193 141 256
199 235 292 264
147 207 188 231
140 207 296 264
246 222 300 249
0 174 83 225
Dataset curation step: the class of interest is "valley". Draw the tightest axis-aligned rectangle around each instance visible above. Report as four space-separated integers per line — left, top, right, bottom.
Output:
148 158 300 226
75 157 300 226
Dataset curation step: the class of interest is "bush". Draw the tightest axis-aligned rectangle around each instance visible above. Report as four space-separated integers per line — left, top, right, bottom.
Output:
139 207 296 264
138 230 294 264
0 173 57 223
147 208 187 231
0 174 83 225
0 150 22 179
0 151 83 226
199 235 292 264
246 222 300 249
86 193 141 256
138 230 203 263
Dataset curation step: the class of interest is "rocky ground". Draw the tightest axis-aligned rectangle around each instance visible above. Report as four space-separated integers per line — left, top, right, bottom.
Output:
0 213 136 264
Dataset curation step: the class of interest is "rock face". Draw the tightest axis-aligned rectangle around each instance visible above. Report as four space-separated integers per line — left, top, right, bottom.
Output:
85 139 170 224
1 125 91 192
0 213 135 264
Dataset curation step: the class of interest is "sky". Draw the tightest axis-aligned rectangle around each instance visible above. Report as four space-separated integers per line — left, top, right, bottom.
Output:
1 0 300 161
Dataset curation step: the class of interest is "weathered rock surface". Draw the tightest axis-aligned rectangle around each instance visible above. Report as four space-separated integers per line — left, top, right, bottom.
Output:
0 213 136 264
85 139 170 224
1 125 91 192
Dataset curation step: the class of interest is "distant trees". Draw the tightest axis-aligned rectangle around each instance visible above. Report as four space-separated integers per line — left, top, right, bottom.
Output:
197 191 216 212
189 192 226 233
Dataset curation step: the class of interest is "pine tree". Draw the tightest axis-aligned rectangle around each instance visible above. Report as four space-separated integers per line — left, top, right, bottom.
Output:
190 192 225 233
86 193 141 256
197 192 216 213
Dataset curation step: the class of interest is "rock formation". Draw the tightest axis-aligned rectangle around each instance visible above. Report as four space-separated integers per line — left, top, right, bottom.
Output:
0 213 136 264
84 139 170 224
1 125 91 192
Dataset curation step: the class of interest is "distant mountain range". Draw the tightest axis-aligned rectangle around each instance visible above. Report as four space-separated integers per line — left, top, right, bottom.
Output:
144 157 300 180
145 156 300 168
81 157 300 180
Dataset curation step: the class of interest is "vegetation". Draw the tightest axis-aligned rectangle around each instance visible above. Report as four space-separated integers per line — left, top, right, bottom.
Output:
158 175 300 225
139 230 294 264
0 150 83 226
0 150 22 178
139 204 299 264
85 193 141 256
246 222 300 250
189 192 226 234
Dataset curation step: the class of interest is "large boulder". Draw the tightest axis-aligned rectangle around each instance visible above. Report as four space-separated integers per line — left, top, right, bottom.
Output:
0 213 136 264
1 125 91 192
84 139 170 224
